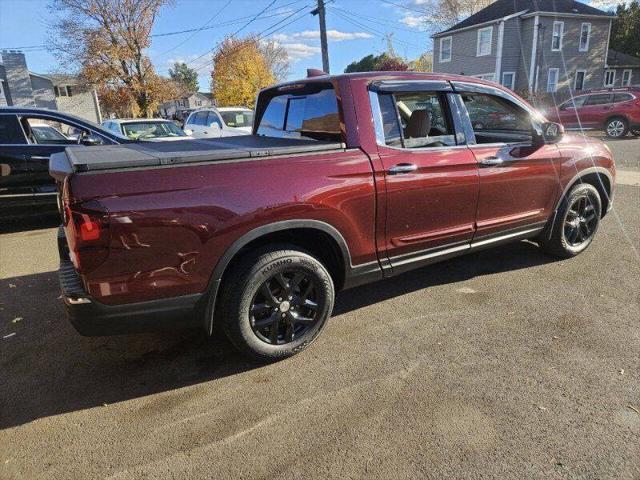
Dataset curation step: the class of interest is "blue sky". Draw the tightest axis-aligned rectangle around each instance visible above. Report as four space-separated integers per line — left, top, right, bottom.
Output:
0 0 618 92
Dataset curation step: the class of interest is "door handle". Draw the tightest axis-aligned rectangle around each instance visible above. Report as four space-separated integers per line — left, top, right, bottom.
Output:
479 156 506 167
388 163 417 175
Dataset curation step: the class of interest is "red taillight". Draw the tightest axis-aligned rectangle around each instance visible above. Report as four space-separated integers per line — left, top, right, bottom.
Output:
64 204 110 273
79 215 101 242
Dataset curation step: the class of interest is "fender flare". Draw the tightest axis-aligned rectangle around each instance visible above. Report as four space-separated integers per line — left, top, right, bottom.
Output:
545 167 614 240
202 219 354 334
554 167 613 214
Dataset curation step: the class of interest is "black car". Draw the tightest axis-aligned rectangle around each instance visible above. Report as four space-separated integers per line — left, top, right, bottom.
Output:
0 108 127 219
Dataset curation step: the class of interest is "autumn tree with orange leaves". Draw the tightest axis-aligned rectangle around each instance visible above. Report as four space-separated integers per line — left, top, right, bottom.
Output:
49 0 180 117
211 36 275 108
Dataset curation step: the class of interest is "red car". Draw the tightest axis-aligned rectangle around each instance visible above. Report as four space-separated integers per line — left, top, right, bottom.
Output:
548 87 640 138
51 71 616 360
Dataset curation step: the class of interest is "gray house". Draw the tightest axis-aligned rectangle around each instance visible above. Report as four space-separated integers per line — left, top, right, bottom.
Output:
432 0 640 101
159 92 215 118
0 51 101 123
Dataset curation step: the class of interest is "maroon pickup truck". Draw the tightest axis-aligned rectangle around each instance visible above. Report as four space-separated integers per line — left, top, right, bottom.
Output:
50 72 615 360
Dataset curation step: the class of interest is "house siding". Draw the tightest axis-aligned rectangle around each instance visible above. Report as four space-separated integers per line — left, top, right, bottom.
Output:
533 16 611 96
434 24 499 77
432 13 639 104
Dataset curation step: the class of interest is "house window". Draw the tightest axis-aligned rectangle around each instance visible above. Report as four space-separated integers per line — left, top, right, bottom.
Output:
439 36 452 63
476 27 493 56
579 23 591 52
547 68 560 92
66 86 73 97
551 21 564 51
604 70 616 87
501 72 515 90
54 86 60 97
622 69 632 86
575 70 586 91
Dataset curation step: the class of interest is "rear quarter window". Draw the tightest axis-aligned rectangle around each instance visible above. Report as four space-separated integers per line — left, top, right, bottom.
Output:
256 84 342 142
0 115 27 144
613 93 634 103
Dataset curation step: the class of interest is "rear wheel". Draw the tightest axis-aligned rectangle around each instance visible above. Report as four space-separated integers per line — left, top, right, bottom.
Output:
216 247 334 361
539 183 601 258
605 117 628 138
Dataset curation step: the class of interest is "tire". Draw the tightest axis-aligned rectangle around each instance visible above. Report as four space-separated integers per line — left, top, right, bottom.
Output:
539 183 602 258
216 246 335 361
605 117 628 138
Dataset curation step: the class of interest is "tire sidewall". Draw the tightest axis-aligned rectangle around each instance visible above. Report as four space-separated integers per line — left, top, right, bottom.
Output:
233 251 334 359
557 184 602 256
606 117 628 138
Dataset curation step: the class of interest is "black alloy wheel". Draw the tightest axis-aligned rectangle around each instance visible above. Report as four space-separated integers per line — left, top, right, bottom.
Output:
250 270 320 345
563 194 598 247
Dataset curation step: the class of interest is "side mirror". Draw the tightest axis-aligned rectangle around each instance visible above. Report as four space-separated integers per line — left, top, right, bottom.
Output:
209 122 220 130
184 129 193 136
533 121 564 146
81 134 102 146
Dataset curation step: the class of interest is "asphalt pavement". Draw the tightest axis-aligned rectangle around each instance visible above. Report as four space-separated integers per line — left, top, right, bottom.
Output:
1 138 639 479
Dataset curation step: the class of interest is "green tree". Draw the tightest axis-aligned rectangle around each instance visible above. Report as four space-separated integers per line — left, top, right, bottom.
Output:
610 1 640 58
345 53 412 73
169 62 199 93
344 54 385 73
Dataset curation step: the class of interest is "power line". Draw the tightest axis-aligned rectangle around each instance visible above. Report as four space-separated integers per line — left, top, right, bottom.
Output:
157 0 233 58
379 0 428 15
184 0 280 68
330 5 429 35
330 7 426 52
191 4 313 74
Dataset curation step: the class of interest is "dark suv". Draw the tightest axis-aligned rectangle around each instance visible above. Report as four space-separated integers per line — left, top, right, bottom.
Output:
548 87 640 137
0 108 125 219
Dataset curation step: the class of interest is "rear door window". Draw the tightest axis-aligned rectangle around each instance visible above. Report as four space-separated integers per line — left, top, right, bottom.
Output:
256 85 341 141
560 96 587 110
0 115 27 144
584 94 612 106
613 93 633 103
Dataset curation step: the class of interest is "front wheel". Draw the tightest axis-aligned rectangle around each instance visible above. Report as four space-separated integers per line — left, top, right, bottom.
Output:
216 247 335 361
605 117 628 138
539 183 602 258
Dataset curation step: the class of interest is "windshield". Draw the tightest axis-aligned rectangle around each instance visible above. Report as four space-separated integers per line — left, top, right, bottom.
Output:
121 121 186 139
219 110 254 128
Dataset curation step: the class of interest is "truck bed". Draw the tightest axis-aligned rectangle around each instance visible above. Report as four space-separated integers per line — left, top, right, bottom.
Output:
50 136 345 179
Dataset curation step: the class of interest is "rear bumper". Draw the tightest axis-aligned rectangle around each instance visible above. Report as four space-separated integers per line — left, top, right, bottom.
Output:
57 227 202 336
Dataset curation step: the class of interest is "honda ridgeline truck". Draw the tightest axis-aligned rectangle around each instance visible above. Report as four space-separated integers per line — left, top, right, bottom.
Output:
50 72 616 360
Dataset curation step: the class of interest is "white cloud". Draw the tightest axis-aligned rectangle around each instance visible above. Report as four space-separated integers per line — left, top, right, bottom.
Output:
400 14 427 28
280 43 321 61
271 30 372 42
587 0 618 9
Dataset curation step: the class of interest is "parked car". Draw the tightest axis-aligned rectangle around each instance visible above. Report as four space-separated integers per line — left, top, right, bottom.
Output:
183 108 247 138
102 118 190 141
51 71 615 360
547 87 640 137
173 108 194 128
0 107 125 220
217 107 254 133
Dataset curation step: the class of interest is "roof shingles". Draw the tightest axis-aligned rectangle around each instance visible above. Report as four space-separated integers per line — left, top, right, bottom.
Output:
436 0 612 35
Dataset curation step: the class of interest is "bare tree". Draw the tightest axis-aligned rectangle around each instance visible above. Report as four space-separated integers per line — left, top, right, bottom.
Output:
259 40 290 83
422 0 493 30
49 0 178 117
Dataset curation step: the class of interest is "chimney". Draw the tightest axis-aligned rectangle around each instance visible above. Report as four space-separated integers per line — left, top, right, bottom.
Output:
0 51 36 107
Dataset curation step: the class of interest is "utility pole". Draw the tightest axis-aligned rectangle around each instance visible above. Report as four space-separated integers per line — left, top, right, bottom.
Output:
312 0 330 73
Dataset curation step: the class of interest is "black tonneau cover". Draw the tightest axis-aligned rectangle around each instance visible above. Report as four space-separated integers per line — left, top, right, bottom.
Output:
50 136 344 178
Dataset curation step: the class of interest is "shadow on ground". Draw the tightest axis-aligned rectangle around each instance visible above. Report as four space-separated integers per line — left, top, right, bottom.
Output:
0 213 60 234
0 240 556 429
